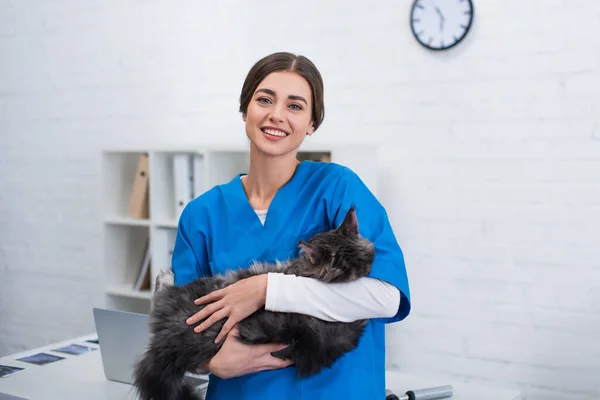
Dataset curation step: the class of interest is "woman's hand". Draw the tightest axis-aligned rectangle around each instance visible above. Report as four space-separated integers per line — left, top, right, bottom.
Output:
186 275 268 343
206 325 293 379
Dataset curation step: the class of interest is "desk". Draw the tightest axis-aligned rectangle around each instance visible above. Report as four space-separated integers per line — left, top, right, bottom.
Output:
0 334 522 400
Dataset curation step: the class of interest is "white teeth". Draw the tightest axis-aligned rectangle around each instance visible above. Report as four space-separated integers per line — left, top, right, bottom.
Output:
263 128 287 137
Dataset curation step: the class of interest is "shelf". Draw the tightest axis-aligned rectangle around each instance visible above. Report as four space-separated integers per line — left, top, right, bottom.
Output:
106 284 152 300
103 216 178 229
104 215 151 227
153 219 179 229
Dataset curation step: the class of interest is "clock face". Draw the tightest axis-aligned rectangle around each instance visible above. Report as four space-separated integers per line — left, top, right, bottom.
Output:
410 0 474 51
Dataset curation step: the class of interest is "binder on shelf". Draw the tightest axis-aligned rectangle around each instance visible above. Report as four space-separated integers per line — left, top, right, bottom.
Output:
128 154 149 219
297 151 331 163
133 238 151 291
173 154 194 219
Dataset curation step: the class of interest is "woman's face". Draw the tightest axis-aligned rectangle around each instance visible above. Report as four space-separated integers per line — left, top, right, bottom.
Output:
243 71 315 158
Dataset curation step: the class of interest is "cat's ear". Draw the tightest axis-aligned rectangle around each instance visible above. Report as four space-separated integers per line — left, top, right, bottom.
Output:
338 205 359 236
298 241 321 264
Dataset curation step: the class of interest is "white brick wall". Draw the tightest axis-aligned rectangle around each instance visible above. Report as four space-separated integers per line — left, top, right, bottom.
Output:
1 1 598 398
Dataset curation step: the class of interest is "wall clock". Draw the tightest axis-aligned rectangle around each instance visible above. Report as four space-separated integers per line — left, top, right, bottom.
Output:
410 0 474 51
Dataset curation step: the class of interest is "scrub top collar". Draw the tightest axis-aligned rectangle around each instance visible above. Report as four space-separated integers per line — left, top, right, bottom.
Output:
220 160 310 234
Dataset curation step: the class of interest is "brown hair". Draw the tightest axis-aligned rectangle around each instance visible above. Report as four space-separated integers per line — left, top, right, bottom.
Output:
239 52 325 131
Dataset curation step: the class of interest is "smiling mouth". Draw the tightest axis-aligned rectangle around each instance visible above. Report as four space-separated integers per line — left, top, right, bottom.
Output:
261 127 289 137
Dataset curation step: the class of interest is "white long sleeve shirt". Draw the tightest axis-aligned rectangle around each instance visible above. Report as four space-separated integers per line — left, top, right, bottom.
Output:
265 273 400 322
254 206 401 322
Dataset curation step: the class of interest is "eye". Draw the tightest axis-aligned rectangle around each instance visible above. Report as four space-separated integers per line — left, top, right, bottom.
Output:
257 97 272 104
289 103 302 111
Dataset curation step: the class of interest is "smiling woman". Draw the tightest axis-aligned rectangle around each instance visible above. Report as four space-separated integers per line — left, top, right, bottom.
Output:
171 52 411 400
254 90 305 139
239 56 324 159
244 72 313 149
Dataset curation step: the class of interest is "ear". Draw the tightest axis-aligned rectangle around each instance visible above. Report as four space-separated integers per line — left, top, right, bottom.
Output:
242 112 247 122
306 121 315 136
298 241 321 264
338 205 359 236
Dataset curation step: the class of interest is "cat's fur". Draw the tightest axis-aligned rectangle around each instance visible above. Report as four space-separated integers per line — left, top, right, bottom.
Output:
132 206 375 400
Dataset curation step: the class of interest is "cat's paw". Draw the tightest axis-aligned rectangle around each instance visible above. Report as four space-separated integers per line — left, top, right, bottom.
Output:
155 269 175 291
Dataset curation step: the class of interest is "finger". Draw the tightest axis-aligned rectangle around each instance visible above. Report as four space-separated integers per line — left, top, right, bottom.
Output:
194 308 229 333
194 289 224 305
186 304 217 325
186 302 221 325
214 318 236 344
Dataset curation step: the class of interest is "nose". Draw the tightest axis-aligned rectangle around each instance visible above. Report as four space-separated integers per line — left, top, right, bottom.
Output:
269 102 285 122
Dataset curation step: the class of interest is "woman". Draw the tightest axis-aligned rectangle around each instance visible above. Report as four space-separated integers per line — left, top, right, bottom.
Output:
172 52 411 399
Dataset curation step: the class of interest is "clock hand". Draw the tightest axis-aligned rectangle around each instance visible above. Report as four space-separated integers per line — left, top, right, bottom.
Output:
435 7 445 20
435 7 445 32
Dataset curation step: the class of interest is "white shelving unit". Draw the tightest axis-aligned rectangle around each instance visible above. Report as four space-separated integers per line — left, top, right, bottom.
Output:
101 143 379 314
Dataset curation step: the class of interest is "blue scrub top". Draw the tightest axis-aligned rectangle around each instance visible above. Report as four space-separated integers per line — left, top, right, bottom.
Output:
172 160 411 400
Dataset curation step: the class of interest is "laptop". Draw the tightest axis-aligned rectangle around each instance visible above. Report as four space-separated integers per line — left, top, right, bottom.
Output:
92 308 209 395
0 394 28 400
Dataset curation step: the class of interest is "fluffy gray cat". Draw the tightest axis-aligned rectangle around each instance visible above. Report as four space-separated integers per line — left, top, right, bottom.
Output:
132 206 375 400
